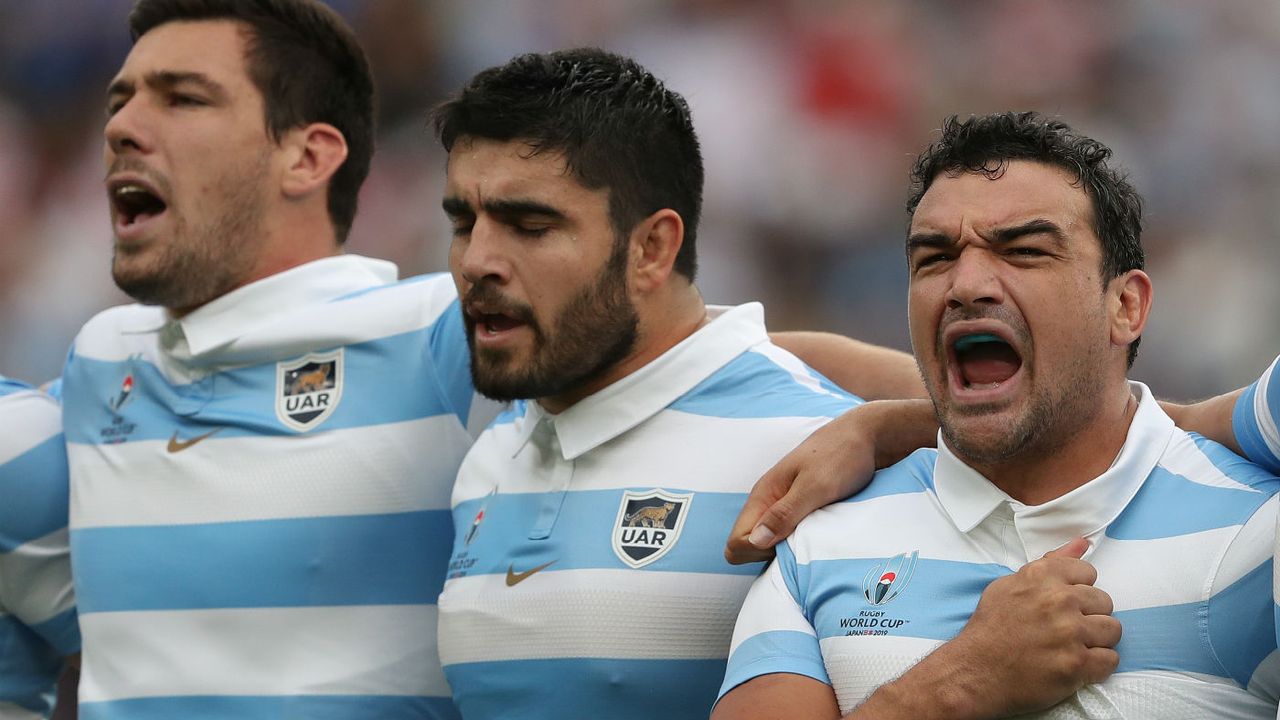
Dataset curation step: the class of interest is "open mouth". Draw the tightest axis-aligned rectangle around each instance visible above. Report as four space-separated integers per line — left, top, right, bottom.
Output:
476 312 525 336
110 180 168 228
952 332 1022 390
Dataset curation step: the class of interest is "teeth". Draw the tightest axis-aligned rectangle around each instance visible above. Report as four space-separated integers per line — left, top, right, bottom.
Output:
115 184 146 197
966 381 1002 391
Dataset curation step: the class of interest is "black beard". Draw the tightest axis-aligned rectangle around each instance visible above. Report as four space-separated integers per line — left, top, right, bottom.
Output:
465 242 639 403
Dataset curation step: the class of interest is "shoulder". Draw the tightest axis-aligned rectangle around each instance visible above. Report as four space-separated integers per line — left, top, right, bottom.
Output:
1110 429 1278 542
71 303 163 360
0 376 60 439
671 341 862 420
326 271 459 329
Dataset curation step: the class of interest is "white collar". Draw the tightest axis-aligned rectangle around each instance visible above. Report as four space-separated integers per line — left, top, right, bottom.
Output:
122 255 397 358
934 381 1174 560
511 303 769 460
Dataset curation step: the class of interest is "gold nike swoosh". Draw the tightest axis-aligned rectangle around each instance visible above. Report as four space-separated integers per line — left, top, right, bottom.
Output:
166 428 221 453
505 560 556 587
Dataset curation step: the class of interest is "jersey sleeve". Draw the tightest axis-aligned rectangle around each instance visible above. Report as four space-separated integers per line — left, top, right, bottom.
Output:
0 388 79 656
1234 355 1280 475
718 540 829 702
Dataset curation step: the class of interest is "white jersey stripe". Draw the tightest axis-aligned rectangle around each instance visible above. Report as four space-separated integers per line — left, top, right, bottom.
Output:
78 604 448 703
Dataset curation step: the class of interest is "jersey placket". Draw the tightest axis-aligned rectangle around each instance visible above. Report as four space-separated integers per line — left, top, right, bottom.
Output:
529 418 573 540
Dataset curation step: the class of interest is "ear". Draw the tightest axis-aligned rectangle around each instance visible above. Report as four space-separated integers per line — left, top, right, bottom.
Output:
279 122 348 200
628 208 685 294
1108 269 1152 352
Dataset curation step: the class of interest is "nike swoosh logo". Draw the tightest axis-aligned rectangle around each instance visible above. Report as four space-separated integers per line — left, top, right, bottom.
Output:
506 560 555 587
167 429 221 453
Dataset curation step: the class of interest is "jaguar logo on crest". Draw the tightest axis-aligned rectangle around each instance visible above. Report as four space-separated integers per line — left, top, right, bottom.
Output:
276 350 343 432
611 489 693 569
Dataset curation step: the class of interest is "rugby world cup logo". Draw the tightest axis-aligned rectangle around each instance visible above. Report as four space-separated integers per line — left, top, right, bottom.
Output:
108 372 135 413
862 550 919 606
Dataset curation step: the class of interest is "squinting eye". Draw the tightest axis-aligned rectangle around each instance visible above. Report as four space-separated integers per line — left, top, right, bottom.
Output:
915 253 950 269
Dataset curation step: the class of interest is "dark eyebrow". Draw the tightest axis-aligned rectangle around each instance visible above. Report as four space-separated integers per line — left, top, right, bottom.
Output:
442 196 472 218
990 218 1066 247
906 219 1067 253
905 231 953 254
107 71 228 103
481 198 566 223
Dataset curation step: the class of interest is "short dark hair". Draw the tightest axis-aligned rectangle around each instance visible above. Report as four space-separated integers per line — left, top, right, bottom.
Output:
129 0 375 242
432 47 704 281
907 112 1146 367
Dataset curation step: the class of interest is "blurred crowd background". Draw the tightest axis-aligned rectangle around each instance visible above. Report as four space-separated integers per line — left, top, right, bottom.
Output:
1 0 1277 399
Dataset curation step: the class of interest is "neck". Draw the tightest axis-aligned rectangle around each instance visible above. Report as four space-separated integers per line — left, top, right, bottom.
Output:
968 383 1139 505
169 218 341 318
538 285 706 414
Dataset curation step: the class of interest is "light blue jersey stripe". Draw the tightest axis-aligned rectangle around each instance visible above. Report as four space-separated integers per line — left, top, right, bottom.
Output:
1206 559 1274 685
1235 372 1280 474
1107 465 1275 541
28 608 78 658
0 616 60 713
452 490 759 577
79 694 460 720
834 450 937 504
63 322 466 446
803 557 1004 642
447 658 727 720
0 435 68 552
720 630 830 697
670 350 858 419
73 510 452 614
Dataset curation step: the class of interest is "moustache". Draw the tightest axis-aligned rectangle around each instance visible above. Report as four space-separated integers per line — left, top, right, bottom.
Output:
462 282 537 327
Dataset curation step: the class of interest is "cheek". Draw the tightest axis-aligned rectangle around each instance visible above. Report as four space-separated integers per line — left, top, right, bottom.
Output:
906 284 942 353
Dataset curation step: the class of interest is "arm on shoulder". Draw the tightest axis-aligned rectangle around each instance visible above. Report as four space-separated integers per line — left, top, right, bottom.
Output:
1159 389 1243 455
726 398 938 564
770 331 926 401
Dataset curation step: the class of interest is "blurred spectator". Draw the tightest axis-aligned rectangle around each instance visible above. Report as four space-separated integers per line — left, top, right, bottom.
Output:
0 0 1276 400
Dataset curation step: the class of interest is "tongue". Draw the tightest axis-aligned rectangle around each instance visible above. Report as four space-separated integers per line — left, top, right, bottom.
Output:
959 342 1020 386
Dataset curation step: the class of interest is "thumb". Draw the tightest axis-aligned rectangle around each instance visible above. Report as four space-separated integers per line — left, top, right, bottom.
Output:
1045 536 1090 560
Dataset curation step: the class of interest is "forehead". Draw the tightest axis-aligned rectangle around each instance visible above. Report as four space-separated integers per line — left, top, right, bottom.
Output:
445 137 603 203
910 160 1095 238
114 19 254 90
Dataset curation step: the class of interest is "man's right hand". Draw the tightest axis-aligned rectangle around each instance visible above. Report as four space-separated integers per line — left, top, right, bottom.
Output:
859 538 1121 720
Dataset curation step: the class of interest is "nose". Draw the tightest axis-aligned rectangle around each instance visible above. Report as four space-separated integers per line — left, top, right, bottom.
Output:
945 246 1004 310
452 216 512 289
104 98 150 157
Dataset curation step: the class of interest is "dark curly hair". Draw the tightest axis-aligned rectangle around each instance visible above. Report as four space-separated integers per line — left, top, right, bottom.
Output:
129 0 375 243
432 47 704 281
907 112 1146 366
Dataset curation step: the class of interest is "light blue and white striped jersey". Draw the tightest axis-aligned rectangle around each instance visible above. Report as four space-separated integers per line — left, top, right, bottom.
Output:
0 377 77 720
1233 353 1280 715
723 382 1280 718
61 256 496 720
437 302 861 720
1236 354 1280 475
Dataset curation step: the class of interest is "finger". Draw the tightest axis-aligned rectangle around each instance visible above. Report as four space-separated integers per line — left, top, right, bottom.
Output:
1023 555 1099 590
1082 647 1120 684
1074 585 1114 617
1044 536 1090 560
725 461 798 564
1080 615 1122 650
